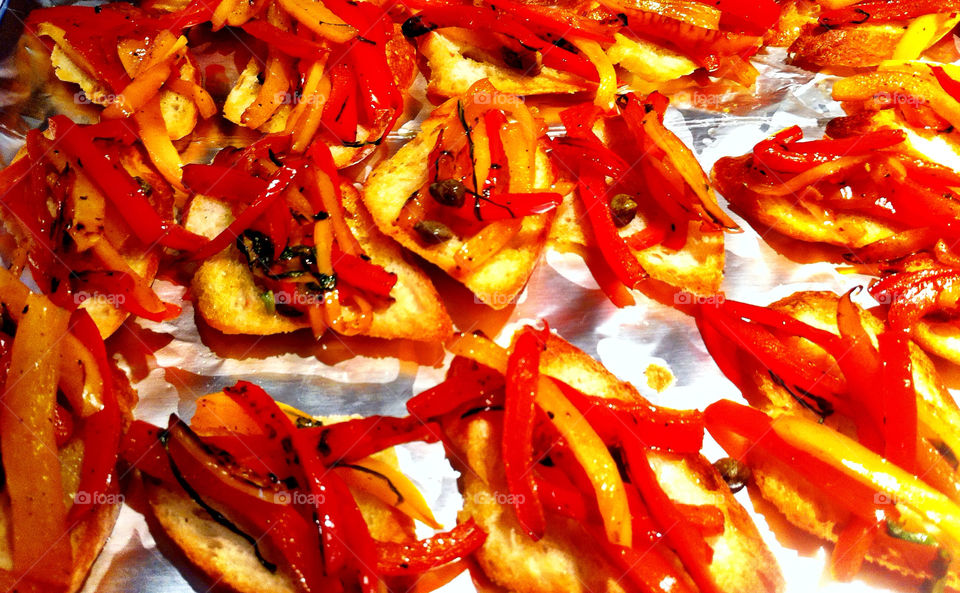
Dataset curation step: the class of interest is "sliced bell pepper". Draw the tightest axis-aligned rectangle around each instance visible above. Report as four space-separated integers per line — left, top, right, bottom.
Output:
331 247 398 299
241 21 331 59
879 330 918 473
870 268 960 331
406 359 505 419
503 326 547 539
578 175 648 290
67 309 122 522
310 415 441 464
120 419 177 484
320 62 360 144
182 164 270 200
377 519 487 576
48 116 204 251
752 125 906 174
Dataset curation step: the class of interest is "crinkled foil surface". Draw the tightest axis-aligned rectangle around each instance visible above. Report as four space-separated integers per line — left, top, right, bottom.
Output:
0 20 951 591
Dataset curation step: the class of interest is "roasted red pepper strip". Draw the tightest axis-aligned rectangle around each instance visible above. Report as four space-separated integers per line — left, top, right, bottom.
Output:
879 330 917 473
377 518 487 575
182 164 270 200
534 466 589 521
67 309 122 522
621 433 722 593
578 175 647 290
74 270 181 322
819 0 958 27
753 125 906 174
190 161 305 261
870 268 960 331
503 327 547 539
120 419 178 483
241 21 331 60
310 415 441 464
331 247 398 299
320 62 360 144
834 290 885 451
48 116 205 251
696 303 848 414
482 109 509 193
406 359 505 418
553 378 704 453
487 0 613 43
589 525 697 593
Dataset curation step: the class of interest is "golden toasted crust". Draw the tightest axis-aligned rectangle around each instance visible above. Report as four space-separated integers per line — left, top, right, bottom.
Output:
736 291 960 589
444 333 784 593
789 22 907 68
362 111 556 309
146 434 414 593
185 183 453 341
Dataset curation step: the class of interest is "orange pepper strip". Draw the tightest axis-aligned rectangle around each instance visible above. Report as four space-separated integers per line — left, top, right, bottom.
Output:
167 78 217 119
242 51 292 129
134 95 185 188
1 293 72 584
102 60 173 119
275 0 357 43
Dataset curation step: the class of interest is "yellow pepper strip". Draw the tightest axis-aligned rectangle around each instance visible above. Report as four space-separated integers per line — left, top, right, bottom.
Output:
337 456 442 529
312 170 362 255
773 415 960 552
134 95 184 188
102 60 173 119
168 78 217 119
135 31 187 77
572 38 616 112
0 266 102 415
211 0 243 30
1 293 72 582
275 0 356 44
637 106 739 230
893 13 960 61
833 71 960 131
288 59 329 151
192 392 264 436
446 332 633 546
242 52 292 130
455 220 522 274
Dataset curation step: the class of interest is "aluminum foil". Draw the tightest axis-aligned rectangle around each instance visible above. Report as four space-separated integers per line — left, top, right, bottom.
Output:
0 29 943 592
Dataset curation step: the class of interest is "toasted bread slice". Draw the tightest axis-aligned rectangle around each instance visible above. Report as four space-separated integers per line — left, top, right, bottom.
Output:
362 105 557 309
146 441 414 593
730 291 960 589
185 182 453 341
443 334 784 593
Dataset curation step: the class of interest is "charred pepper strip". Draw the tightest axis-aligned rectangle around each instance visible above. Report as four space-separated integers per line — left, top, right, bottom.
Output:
503 326 547 539
241 21 331 60
182 165 270 200
331 247 398 299
48 116 205 251
879 331 918 473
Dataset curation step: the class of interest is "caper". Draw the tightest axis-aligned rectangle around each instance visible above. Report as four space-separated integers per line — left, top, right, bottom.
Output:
429 178 467 208
610 193 638 228
713 457 751 493
414 220 454 245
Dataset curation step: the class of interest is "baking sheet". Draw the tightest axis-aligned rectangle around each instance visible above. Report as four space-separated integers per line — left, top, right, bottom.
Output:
0 22 948 592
